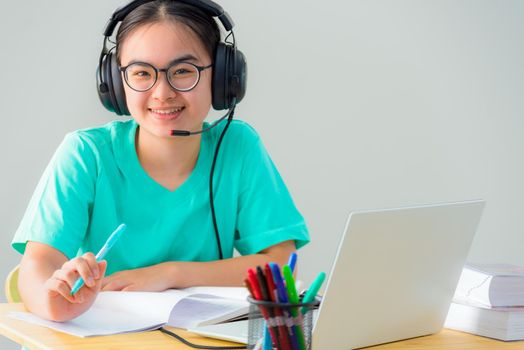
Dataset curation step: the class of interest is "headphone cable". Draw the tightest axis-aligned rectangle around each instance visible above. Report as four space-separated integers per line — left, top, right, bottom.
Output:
209 106 235 260
159 327 246 349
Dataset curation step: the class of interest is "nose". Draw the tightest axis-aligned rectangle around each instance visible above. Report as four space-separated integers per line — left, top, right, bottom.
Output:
151 72 177 101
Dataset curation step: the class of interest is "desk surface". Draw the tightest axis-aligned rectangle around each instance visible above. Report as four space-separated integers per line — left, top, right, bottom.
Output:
1 303 523 350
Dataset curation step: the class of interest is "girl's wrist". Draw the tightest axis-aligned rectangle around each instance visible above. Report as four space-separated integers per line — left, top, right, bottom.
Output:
161 261 184 289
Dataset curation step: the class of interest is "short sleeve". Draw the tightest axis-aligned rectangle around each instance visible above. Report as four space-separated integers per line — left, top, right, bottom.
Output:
12 132 97 259
234 134 309 255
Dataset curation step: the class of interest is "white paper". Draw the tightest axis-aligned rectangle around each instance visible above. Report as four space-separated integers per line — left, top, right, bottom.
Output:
445 302 524 341
454 264 524 307
9 308 163 337
167 294 249 328
466 263 524 277
9 287 249 337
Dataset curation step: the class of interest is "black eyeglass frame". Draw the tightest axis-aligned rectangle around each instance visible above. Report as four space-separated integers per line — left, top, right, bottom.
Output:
119 61 213 92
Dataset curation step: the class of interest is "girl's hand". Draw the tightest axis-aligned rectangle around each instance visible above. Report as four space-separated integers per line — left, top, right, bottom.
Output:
101 263 174 292
43 253 107 319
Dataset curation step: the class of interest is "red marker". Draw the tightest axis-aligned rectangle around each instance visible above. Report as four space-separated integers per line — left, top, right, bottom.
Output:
265 264 291 350
248 268 280 348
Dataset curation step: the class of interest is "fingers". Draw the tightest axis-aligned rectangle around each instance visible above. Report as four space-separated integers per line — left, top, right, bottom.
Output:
44 277 82 303
94 261 108 290
101 275 131 291
122 285 138 291
98 260 107 278
67 253 98 288
46 254 106 303
101 279 126 291
52 267 79 290
84 252 100 279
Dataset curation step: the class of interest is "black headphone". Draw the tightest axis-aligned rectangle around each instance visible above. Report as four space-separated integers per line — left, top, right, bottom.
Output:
97 0 247 116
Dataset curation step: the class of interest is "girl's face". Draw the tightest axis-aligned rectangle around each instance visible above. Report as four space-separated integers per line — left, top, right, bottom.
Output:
119 21 213 139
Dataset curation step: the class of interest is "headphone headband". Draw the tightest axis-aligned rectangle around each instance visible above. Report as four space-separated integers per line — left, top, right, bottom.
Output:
102 0 234 37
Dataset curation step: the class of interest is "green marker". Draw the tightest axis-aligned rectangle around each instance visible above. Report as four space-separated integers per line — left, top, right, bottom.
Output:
301 272 326 315
283 265 307 350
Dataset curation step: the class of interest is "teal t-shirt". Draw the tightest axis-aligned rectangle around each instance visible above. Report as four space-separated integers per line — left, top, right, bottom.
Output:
12 119 309 275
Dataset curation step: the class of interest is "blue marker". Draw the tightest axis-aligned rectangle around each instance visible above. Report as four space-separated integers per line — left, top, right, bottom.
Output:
269 263 289 304
269 263 300 350
288 252 297 273
70 223 127 295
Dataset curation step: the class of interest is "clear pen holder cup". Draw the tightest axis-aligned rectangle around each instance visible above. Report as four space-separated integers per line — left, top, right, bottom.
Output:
247 296 320 350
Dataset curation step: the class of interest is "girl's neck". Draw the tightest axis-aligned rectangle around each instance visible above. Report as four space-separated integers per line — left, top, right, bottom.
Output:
135 126 201 179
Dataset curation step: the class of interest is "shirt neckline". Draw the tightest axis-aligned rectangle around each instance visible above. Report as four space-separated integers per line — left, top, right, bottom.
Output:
121 120 210 197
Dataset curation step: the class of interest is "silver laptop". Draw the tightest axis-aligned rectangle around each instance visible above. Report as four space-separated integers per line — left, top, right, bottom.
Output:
189 200 485 349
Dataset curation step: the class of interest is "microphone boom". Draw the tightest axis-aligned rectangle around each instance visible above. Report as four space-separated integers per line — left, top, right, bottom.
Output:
171 109 232 136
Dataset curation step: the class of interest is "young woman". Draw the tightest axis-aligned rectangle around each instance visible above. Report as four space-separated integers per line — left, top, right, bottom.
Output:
12 0 309 322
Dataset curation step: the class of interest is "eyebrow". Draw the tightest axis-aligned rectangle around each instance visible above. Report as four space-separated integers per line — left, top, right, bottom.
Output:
126 54 200 67
168 54 199 65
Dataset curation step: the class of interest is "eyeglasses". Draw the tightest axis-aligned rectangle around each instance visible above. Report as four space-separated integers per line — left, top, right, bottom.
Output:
119 61 213 92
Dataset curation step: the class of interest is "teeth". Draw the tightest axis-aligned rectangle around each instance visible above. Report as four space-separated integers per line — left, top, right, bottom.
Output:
150 107 183 114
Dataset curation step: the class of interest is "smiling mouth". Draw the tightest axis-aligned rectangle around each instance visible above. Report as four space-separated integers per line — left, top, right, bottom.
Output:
149 107 185 114
149 107 185 119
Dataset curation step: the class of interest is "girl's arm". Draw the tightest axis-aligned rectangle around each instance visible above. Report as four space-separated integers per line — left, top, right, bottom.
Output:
102 240 296 291
18 241 106 322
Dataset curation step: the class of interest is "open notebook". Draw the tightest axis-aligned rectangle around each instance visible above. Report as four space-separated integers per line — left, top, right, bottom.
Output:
9 286 249 337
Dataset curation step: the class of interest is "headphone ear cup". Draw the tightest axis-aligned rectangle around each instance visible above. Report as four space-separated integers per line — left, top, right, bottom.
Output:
109 53 130 116
232 48 247 105
212 43 248 110
97 52 129 116
212 42 228 110
97 53 117 114
212 42 247 110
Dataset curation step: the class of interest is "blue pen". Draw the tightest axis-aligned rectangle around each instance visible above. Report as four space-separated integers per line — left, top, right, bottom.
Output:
70 223 127 295
269 263 300 350
262 327 272 350
287 252 297 273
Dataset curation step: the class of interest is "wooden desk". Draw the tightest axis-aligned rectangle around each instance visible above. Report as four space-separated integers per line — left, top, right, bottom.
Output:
1 303 523 349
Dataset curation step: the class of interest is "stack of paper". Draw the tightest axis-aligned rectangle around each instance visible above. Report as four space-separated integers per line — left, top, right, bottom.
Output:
445 263 524 341
445 302 524 341
9 286 250 337
453 263 524 307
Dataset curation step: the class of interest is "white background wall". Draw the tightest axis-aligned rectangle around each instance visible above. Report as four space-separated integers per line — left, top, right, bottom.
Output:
1 1 523 348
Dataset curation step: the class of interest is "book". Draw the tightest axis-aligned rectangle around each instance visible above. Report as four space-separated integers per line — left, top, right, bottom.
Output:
9 286 250 337
453 263 524 307
445 301 524 341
